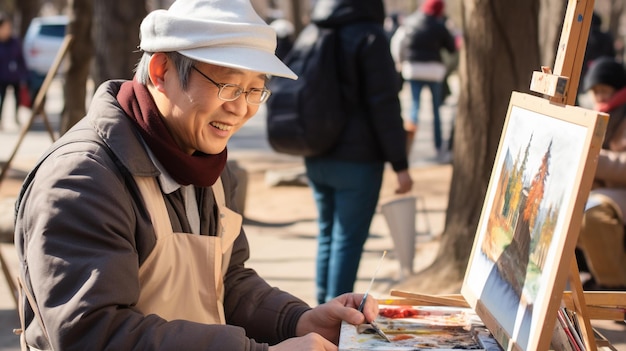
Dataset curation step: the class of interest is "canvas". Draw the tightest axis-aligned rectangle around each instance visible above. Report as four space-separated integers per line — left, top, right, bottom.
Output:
461 92 608 351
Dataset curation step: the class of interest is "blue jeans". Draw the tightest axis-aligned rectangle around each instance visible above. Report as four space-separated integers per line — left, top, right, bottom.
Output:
408 79 444 150
305 158 384 305
27 70 46 103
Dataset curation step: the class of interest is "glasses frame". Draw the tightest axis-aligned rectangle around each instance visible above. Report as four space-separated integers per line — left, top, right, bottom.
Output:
191 66 271 105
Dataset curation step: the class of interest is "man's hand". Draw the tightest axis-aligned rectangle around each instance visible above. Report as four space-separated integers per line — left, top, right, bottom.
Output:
268 333 336 351
295 293 379 345
395 169 413 194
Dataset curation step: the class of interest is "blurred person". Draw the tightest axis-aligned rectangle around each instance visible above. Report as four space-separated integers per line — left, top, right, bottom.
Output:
577 56 626 290
304 0 413 305
577 11 616 105
390 0 456 158
440 16 461 104
269 18 295 60
14 1 379 350
440 16 461 161
384 12 404 93
384 12 401 42
0 12 29 129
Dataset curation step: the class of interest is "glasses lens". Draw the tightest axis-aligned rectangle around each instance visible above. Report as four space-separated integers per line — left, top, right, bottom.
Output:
218 85 243 101
246 89 271 104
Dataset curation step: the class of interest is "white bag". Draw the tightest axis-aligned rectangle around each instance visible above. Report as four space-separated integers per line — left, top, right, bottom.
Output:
401 61 447 82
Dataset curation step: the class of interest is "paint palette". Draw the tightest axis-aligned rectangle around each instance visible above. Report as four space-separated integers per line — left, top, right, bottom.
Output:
339 306 502 350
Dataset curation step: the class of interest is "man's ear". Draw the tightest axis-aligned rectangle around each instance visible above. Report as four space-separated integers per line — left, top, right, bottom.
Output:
148 53 169 92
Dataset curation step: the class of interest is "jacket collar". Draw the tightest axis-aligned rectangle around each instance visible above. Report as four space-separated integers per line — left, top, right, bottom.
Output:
85 80 160 178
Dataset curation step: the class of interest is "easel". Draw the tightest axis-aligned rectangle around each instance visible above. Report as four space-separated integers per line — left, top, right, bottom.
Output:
381 0 626 350
0 34 73 186
0 34 73 307
530 0 623 348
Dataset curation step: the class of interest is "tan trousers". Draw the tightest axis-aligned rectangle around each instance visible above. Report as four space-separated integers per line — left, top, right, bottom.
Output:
577 200 626 287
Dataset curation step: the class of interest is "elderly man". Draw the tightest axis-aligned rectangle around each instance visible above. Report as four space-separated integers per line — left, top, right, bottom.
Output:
14 1 377 350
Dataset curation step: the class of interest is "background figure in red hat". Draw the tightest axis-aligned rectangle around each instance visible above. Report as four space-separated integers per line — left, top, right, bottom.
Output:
391 0 456 160
422 0 444 17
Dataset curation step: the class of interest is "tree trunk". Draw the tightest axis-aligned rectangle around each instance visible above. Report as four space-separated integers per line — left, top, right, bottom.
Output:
539 0 567 67
608 0 624 46
147 0 174 11
50 0 68 14
271 0 309 36
14 0 39 38
60 0 92 135
395 0 541 294
92 1 146 87
289 0 305 36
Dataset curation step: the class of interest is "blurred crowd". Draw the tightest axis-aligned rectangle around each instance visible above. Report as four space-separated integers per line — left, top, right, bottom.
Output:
261 2 626 294
4 0 626 302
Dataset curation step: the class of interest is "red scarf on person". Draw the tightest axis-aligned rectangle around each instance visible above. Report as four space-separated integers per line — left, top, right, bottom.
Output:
596 87 626 113
117 80 227 187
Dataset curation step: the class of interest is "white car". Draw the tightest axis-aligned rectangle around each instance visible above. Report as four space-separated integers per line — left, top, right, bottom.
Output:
22 15 68 99
22 15 68 77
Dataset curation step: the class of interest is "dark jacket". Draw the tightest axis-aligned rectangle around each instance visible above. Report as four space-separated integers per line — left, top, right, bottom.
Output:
584 14 616 68
581 13 616 85
15 81 310 351
400 12 456 63
310 0 408 172
0 36 28 84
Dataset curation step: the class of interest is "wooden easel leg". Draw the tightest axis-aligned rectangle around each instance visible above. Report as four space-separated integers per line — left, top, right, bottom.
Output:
0 109 40 184
0 247 17 307
0 35 71 188
569 257 598 351
40 109 57 142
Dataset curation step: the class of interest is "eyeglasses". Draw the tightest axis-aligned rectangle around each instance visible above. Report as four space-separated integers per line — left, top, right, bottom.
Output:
191 66 271 105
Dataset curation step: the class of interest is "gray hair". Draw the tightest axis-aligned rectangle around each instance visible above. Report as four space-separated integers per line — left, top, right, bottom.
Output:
135 51 195 90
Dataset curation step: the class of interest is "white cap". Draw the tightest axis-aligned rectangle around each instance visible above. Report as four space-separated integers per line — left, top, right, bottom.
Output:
140 0 297 79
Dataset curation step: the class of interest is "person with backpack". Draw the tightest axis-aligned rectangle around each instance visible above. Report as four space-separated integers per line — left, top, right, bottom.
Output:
269 18 295 60
13 1 380 349
302 0 413 305
390 0 457 158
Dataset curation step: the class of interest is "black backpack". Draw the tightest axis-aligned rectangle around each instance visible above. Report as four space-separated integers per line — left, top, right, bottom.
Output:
266 24 346 157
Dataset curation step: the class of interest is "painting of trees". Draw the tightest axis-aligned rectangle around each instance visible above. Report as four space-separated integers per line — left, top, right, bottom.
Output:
523 141 551 230
462 94 605 350
480 134 555 300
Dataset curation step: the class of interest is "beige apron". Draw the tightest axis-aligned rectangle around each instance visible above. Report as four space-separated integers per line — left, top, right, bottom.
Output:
133 176 242 324
17 177 242 350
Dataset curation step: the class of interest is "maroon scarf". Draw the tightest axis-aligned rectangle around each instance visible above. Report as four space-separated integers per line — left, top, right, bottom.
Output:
117 80 227 187
596 87 626 113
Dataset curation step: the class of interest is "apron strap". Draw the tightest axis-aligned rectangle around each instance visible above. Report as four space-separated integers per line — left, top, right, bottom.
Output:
212 177 226 207
16 276 53 351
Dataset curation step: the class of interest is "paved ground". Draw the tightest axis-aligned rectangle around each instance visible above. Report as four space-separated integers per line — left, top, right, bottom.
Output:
0 78 624 350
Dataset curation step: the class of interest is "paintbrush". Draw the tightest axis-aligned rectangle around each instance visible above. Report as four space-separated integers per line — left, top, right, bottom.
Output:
357 250 391 343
